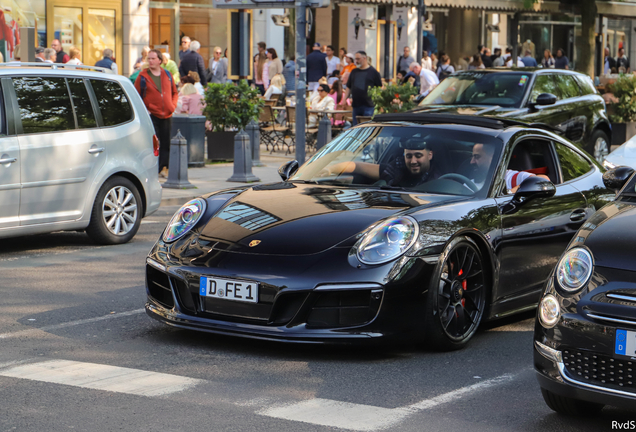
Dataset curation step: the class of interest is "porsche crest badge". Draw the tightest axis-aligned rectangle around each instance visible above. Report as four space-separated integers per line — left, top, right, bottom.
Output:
249 240 261 247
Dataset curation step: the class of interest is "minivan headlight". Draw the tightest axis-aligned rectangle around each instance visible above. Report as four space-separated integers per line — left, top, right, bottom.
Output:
356 216 419 265
555 247 593 293
163 198 206 242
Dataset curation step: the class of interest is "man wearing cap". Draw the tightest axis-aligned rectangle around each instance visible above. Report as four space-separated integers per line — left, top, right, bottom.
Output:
322 138 441 188
34 47 45 62
307 42 327 92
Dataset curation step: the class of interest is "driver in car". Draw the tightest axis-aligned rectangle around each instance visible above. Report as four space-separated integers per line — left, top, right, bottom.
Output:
323 139 442 188
470 143 549 194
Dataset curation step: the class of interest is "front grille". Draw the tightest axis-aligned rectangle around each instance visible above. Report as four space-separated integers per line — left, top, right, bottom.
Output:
270 292 309 325
306 289 382 329
146 265 175 309
562 349 636 394
171 277 196 314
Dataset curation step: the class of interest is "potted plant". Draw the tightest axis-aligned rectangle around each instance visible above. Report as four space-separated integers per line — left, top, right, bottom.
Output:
369 82 419 115
203 80 264 161
607 74 636 146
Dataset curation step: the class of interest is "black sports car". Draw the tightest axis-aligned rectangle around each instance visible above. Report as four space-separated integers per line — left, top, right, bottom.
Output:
146 113 613 349
535 166 636 413
417 69 611 162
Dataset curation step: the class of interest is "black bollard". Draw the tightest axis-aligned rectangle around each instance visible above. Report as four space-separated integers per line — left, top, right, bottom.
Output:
163 130 196 189
247 119 264 167
227 129 261 183
316 114 332 151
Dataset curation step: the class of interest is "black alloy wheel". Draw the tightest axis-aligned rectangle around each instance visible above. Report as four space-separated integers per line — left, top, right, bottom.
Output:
425 236 487 350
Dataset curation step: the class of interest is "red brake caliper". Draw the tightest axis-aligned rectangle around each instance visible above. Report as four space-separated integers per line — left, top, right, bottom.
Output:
459 269 466 308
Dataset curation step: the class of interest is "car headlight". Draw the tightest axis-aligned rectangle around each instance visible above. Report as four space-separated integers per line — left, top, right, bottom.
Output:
538 294 560 328
555 247 593 293
356 216 419 265
602 159 616 170
163 198 207 242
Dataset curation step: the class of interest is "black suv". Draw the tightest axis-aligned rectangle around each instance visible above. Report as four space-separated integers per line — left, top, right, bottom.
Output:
417 68 611 162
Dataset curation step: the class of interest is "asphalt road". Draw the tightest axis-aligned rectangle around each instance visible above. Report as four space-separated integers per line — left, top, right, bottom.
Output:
1 205 634 432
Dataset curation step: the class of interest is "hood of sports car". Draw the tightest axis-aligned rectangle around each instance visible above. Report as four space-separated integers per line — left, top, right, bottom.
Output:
414 105 522 117
196 183 464 255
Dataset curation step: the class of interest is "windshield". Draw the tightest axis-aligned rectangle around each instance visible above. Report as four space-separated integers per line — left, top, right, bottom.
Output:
290 125 503 196
419 72 531 108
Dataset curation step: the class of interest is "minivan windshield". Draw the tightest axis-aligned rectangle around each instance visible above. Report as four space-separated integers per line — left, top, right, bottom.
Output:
419 72 532 108
290 125 503 196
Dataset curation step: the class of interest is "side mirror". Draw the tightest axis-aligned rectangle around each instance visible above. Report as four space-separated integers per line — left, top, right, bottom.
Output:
278 160 299 181
529 93 557 112
502 176 556 214
603 166 635 191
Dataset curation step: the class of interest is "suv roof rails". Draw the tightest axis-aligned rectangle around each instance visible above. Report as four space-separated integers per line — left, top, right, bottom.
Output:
0 62 114 74
371 112 565 134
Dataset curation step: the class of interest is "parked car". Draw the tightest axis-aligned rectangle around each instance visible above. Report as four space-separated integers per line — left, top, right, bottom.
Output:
0 63 162 244
417 69 612 162
535 166 636 414
603 133 636 171
146 112 613 349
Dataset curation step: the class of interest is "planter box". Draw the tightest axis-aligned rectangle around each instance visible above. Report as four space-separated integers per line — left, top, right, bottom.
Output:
206 130 236 161
611 122 636 146
171 114 206 168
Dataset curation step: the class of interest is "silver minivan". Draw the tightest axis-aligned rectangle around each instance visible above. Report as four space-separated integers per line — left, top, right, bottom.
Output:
0 63 162 244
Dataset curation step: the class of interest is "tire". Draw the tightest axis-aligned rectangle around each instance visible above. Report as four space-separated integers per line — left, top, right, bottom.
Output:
540 388 604 416
86 176 143 245
424 236 488 351
587 129 610 163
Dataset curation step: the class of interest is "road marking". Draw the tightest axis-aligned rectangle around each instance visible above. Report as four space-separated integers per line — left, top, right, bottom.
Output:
0 360 202 397
141 220 163 224
259 372 521 431
0 309 145 340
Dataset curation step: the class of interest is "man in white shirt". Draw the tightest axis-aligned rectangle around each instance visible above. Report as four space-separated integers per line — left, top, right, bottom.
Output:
325 45 340 76
410 62 439 96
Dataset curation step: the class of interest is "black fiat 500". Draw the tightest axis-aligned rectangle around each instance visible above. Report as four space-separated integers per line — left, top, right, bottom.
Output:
146 113 613 349
535 166 636 414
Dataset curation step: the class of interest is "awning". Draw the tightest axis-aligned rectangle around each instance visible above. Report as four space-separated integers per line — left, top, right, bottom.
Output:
598 1 636 18
337 0 562 10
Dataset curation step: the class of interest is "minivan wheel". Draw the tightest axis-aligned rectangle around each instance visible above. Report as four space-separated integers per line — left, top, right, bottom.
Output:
588 129 610 163
86 176 142 245
540 388 604 416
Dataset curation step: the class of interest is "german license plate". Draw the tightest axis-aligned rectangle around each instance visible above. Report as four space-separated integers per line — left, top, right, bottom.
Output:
615 329 636 356
199 276 258 304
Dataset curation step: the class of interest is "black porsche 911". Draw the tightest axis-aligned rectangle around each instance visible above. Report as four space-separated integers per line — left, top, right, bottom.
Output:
146 113 614 349
535 166 636 414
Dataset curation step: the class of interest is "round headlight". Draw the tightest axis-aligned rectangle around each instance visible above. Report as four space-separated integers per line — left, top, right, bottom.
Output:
356 216 419 265
163 198 207 242
556 247 593 292
539 294 560 328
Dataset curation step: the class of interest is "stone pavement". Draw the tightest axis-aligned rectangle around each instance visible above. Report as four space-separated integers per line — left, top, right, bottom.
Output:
159 149 295 207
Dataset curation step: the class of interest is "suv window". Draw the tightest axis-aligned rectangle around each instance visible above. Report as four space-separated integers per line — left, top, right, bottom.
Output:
555 143 592 182
13 77 75 134
90 79 133 127
67 78 97 129
554 75 581 99
529 74 558 103
574 75 597 95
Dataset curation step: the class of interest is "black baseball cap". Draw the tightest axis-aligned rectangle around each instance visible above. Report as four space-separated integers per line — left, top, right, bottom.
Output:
400 136 430 150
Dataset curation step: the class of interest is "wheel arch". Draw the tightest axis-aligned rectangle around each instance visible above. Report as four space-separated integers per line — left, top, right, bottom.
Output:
593 122 612 143
91 172 147 219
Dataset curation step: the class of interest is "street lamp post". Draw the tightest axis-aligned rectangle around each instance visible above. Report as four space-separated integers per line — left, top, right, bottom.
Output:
295 0 307 165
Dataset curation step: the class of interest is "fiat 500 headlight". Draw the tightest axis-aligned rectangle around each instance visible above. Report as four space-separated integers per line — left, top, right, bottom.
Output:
163 198 207 242
538 294 560 328
555 247 593 293
356 216 419 265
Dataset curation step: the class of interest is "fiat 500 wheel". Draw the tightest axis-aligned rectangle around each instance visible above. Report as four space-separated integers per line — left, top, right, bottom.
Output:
425 236 487 351
86 176 142 245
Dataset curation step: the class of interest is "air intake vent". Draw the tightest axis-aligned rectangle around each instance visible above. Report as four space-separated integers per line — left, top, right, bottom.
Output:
146 265 174 309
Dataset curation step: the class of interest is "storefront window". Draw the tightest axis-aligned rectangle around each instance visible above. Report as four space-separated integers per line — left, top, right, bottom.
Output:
4 0 46 60
607 19 631 61
54 7 83 57
179 7 228 68
86 9 116 66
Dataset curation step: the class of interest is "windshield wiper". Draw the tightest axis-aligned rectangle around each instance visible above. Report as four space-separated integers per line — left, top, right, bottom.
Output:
375 184 409 191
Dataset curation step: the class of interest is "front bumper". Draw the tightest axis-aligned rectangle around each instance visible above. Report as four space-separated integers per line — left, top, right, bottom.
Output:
144 245 434 343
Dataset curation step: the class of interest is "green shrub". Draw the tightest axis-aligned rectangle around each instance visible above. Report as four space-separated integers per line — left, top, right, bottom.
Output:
369 83 419 115
203 80 264 132
608 74 636 123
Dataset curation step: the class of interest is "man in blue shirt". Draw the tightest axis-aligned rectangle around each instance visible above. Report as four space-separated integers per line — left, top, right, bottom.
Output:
555 49 569 70
306 43 327 92
521 50 538 67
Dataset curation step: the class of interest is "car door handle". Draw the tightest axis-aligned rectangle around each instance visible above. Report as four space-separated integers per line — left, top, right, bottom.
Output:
570 209 587 222
0 157 17 164
88 147 105 154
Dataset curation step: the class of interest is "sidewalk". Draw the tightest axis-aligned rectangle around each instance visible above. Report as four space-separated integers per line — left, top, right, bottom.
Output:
159 147 295 207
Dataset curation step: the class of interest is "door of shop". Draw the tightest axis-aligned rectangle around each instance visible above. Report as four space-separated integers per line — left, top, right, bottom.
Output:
47 0 122 72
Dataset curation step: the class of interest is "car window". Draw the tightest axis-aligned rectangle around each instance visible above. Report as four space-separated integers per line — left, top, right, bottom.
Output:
503 139 557 194
90 79 133 127
67 78 97 129
529 74 559 103
574 75 597 95
554 143 592 182
13 77 75 134
554 75 581 99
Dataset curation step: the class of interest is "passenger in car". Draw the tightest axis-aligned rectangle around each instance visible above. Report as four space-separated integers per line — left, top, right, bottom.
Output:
470 143 549 193
322 139 443 188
